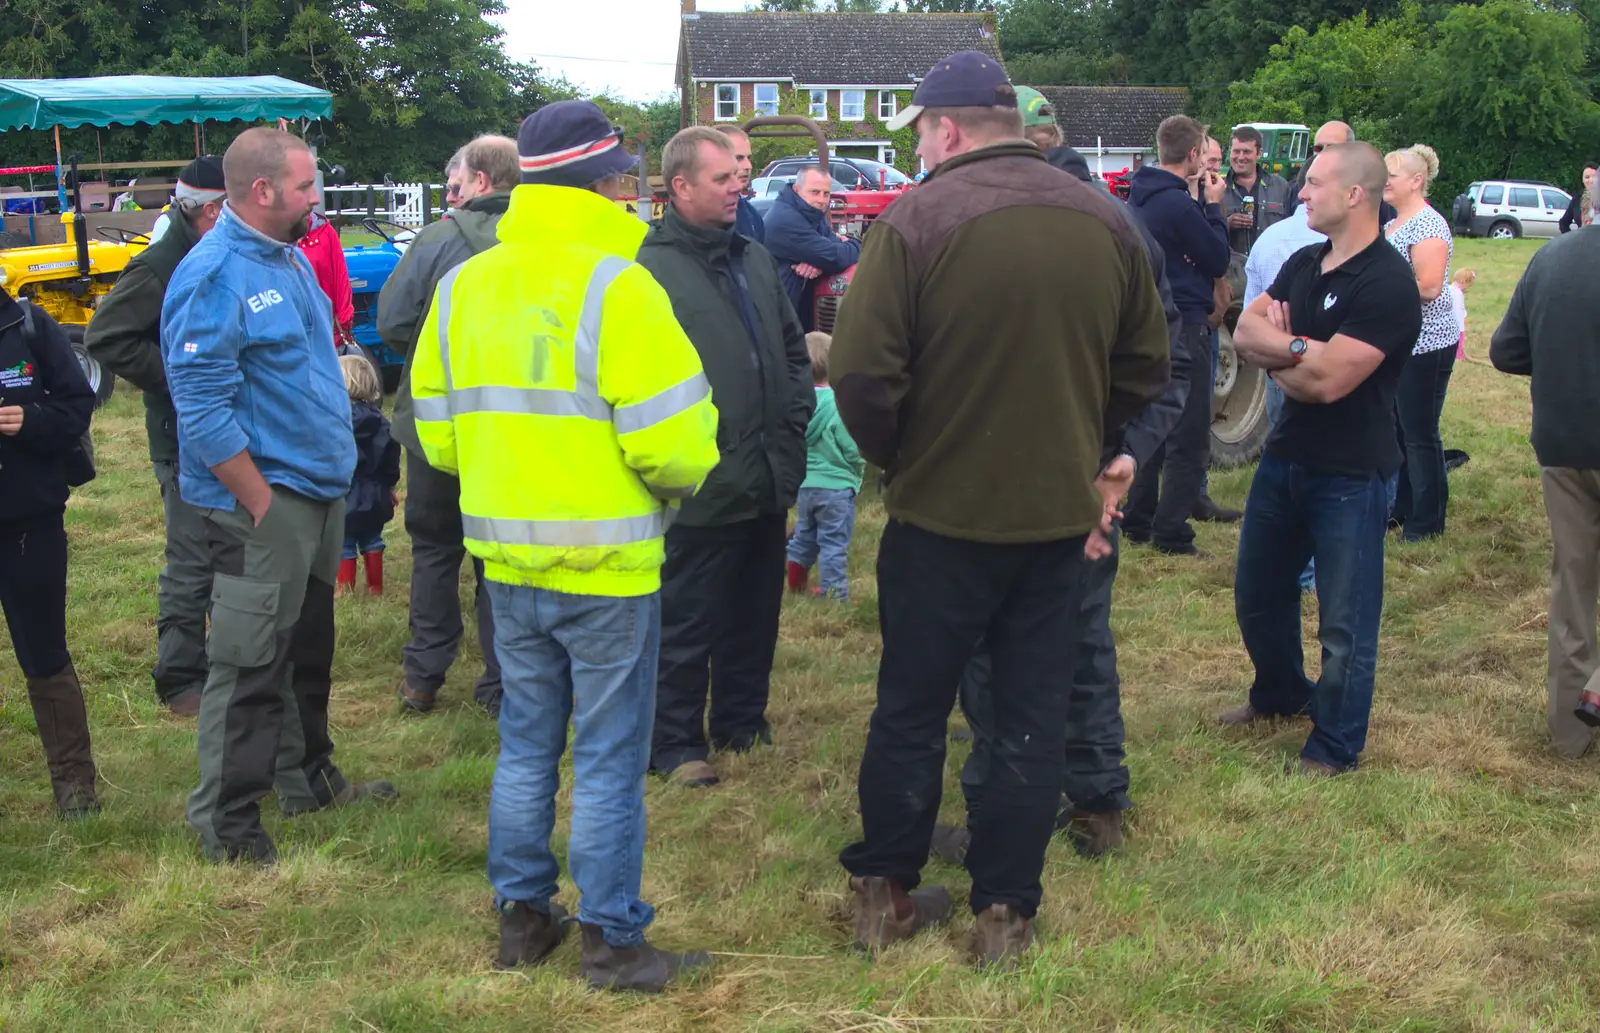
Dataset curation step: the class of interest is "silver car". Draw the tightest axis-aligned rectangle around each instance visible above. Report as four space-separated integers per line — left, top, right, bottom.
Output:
1462 180 1571 239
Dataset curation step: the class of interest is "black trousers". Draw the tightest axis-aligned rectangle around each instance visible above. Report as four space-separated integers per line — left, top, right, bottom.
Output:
838 520 1088 918
0 514 70 678
402 450 501 706
958 530 1128 821
1125 323 1212 549
1393 345 1457 541
651 514 786 772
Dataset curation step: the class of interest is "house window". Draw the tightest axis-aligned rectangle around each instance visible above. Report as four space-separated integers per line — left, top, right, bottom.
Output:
878 91 897 120
809 89 827 119
841 90 865 121
882 148 896 166
715 83 738 121
754 83 779 116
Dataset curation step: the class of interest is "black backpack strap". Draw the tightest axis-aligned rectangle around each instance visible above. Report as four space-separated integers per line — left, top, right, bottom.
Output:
17 297 36 349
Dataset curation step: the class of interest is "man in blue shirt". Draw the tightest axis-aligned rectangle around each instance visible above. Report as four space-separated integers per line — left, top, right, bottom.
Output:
163 127 396 865
763 166 860 330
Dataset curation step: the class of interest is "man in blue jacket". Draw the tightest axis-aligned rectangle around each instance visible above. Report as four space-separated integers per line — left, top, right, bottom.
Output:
763 166 861 331
162 128 396 865
1125 114 1230 557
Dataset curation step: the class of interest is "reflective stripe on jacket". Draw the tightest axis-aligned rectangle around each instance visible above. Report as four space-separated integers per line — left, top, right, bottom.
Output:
410 184 721 597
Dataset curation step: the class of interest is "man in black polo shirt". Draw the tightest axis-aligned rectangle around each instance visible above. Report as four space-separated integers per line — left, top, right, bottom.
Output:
1222 142 1421 776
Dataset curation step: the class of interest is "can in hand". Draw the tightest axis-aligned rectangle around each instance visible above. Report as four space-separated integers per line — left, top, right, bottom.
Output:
1243 195 1256 217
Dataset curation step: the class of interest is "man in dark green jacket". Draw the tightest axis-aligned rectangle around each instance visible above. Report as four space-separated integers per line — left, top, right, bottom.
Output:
377 134 518 718
830 52 1169 967
83 156 226 716
636 126 813 790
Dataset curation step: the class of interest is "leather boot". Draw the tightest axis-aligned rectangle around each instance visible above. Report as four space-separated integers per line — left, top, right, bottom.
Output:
335 557 357 597
26 663 99 818
786 560 809 593
579 922 710 993
1060 808 1125 859
850 875 952 954
495 901 570 969
362 550 384 596
972 903 1034 969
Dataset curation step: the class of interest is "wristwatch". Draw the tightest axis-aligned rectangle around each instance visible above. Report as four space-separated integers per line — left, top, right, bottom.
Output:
1289 337 1309 364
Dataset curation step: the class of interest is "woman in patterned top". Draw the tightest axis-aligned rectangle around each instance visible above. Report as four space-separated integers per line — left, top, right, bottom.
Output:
1384 143 1456 541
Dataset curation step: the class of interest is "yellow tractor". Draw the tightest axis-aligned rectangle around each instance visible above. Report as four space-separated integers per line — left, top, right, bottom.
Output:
0 73 335 405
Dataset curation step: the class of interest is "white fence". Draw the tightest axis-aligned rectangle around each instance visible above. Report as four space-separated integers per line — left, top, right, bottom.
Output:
322 182 439 228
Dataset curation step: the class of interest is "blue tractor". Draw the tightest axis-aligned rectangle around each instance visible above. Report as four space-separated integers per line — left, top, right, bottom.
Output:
344 218 415 392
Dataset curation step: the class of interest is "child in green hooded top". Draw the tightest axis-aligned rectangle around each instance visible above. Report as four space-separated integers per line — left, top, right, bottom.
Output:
785 331 865 600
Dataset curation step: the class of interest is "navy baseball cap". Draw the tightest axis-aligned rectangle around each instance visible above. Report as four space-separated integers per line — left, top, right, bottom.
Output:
518 99 637 188
886 50 1016 132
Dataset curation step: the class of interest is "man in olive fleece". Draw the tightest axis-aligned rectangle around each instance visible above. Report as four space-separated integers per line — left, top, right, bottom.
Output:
829 51 1169 967
378 134 519 718
84 156 226 716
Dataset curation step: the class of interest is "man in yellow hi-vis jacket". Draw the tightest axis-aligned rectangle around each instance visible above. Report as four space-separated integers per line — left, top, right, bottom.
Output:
410 100 721 994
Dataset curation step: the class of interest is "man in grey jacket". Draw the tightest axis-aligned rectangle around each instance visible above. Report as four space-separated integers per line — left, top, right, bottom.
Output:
377 134 519 717
84 156 226 716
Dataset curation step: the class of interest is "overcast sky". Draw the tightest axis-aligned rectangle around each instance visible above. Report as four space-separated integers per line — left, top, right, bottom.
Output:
496 0 749 104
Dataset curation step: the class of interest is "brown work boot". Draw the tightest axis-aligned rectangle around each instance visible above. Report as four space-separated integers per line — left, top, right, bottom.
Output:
849 875 953 954
26 663 100 818
929 823 970 865
1060 808 1125 859
331 779 400 807
1218 703 1275 727
396 676 437 714
1292 756 1345 778
579 922 710 993
972 903 1034 969
495 901 570 969
670 760 719 789
164 688 203 718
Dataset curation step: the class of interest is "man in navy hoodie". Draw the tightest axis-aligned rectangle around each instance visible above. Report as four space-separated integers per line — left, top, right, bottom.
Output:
714 125 765 243
763 166 861 331
1125 114 1230 557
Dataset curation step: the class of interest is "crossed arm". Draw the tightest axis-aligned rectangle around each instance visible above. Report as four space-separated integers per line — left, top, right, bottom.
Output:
1232 292 1388 404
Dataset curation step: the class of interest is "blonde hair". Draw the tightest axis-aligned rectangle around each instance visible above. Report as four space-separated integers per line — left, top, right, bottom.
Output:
1025 123 1063 150
806 331 832 383
341 354 382 403
1452 267 1476 288
1386 144 1440 196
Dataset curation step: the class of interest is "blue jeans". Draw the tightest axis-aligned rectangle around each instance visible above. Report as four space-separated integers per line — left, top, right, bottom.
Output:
786 487 856 600
485 582 660 947
1234 453 1388 769
341 531 384 560
1264 381 1316 593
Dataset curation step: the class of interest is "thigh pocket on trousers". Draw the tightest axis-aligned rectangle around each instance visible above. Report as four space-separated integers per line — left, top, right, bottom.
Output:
564 598 639 669
208 574 281 668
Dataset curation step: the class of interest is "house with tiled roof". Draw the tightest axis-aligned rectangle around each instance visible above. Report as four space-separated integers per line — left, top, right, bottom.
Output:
675 2 1002 171
1034 85 1189 169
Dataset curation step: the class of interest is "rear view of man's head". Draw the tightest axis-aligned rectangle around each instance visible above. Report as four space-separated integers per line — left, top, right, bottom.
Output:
223 127 318 243
889 51 1022 172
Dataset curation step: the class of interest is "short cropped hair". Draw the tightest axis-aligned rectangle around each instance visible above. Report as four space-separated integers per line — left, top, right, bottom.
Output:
1230 125 1264 152
223 127 312 203
1156 115 1207 166
920 105 1024 142
662 126 733 189
458 135 520 192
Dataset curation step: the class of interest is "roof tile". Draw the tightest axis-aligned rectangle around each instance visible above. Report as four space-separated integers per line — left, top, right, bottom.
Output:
1036 86 1189 150
682 13 1001 85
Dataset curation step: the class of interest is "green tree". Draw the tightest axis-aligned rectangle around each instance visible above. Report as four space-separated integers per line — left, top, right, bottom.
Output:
1410 0 1600 202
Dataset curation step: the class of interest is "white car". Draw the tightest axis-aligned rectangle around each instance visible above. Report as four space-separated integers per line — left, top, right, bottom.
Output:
1460 180 1571 239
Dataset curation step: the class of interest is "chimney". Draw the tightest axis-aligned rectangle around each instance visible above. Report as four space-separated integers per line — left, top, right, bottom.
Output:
682 0 695 14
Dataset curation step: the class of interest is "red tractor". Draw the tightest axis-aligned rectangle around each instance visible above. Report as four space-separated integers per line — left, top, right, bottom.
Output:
739 114 904 334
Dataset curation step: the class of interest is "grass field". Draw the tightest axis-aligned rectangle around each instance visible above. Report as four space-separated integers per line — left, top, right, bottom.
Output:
3 238 1594 1032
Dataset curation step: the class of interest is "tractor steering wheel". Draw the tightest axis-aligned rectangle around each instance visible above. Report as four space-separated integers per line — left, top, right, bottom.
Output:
361 218 414 244
96 226 150 246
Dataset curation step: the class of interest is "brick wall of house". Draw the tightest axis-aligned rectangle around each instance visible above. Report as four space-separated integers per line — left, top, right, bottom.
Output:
691 82 895 141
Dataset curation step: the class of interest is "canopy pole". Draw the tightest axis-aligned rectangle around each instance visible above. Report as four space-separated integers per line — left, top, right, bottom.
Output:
96 130 103 166
194 123 201 157
53 126 66 211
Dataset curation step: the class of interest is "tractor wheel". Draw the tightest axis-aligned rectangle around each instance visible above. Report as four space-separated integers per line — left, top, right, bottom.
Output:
1209 323 1269 469
67 326 115 410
